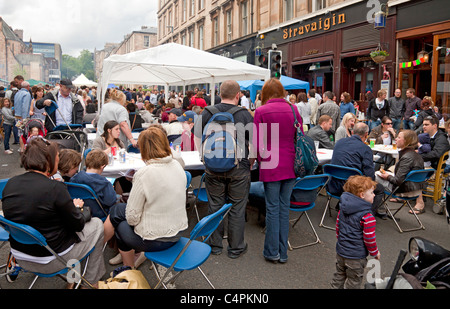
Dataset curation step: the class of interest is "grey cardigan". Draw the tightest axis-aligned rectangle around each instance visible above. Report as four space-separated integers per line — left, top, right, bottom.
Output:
1 107 16 126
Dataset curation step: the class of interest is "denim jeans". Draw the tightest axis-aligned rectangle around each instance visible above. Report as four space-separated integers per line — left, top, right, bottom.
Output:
369 120 381 131
263 178 296 262
3 124 14 151
205 167 251 256
403 119 415 130
392 118 402 131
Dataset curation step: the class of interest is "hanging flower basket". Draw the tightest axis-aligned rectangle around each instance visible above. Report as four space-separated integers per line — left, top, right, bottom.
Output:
370 49 389 64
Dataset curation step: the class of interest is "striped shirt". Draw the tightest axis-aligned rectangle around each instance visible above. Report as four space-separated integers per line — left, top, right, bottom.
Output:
336 211 379 257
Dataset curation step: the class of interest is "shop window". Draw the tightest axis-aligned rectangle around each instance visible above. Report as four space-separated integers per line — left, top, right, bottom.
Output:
436 37 450 115
365 72 374 93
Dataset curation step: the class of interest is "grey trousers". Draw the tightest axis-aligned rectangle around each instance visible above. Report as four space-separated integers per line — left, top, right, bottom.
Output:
15 218 106 285
205 167 251 256
330 254 368 289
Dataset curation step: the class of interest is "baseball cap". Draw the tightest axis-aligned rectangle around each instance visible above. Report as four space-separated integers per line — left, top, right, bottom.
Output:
178 111 197 123
167 108 182 117
60 79 75 89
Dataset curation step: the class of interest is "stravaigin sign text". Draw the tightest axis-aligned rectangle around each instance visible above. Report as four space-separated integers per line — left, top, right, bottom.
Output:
283 13 346 40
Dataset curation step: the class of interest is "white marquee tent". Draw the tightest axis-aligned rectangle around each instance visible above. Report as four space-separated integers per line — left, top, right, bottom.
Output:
72 74 98 87
99 43 270 108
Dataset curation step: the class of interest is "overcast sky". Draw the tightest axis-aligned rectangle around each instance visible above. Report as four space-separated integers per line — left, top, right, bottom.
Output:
0 0 158 57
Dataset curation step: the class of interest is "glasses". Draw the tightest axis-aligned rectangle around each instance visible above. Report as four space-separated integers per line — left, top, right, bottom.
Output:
384 122 393 125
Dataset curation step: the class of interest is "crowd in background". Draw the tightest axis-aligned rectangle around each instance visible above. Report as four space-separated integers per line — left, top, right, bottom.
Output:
0 74 449 289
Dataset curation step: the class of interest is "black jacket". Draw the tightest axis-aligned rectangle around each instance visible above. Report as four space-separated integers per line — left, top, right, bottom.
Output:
36 90 84 132
2 172 85 257
414 108 434 130
388 147 425 193
367 98 390 121
421 130 450 169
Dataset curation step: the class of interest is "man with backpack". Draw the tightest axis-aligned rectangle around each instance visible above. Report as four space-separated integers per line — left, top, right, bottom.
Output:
193 80 254 259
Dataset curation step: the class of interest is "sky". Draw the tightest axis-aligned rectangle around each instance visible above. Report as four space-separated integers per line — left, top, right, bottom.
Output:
0 0 158 57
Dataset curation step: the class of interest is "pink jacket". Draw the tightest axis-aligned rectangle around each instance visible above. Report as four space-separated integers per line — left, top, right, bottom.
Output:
253 98 303 182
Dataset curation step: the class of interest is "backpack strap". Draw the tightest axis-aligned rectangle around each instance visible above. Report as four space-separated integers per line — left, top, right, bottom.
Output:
204 106 220 116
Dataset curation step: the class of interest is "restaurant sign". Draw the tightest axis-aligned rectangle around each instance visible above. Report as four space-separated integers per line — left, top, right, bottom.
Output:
283 13 347 40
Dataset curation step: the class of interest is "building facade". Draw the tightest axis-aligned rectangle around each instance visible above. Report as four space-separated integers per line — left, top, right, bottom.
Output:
94 26 158 81
157 0 449 115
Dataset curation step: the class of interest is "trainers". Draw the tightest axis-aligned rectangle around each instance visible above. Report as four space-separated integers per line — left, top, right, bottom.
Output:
4 150 13 155
134 252 147 269
6 253 19 283
109 253 123 265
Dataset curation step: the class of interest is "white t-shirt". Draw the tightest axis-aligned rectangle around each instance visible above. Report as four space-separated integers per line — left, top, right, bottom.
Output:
96 101 130 146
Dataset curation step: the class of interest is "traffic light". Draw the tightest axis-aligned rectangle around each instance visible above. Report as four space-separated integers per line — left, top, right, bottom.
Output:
268 50 282 79
258 53 268 68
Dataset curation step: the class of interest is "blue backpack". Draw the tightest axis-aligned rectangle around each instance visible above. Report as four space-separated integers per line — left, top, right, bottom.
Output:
201 106 243 173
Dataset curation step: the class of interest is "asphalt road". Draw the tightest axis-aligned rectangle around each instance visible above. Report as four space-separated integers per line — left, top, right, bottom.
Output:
0 145 449 296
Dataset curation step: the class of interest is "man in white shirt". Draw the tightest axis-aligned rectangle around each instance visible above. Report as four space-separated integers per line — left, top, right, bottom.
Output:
239 91 250 110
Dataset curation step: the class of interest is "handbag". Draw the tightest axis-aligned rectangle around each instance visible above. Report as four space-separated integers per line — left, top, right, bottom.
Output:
80 206 92 222
99 269 151 289
289 104 319 178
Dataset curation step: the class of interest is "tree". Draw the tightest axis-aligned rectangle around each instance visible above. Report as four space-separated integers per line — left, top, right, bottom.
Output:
61 49 95 81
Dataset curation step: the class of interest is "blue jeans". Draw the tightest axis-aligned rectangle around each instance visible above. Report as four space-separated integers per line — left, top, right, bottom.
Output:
3 124 18 151
403 119 415 130
263 178 296 262
369 120 381 131
392 118 402 131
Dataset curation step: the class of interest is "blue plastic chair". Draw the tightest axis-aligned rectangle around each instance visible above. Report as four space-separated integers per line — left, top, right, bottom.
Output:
127 144 140 153
65 182 108 221
0 178 10 199
192 173 208 222
0 215 95 289
288 174 331 250
145 203 233 289
0 226 9 271
320 164 363 230
381 169 435 233
185 171 192 189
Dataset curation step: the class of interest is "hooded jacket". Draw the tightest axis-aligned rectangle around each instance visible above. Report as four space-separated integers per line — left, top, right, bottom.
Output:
70 171 117 218
336 192 376 259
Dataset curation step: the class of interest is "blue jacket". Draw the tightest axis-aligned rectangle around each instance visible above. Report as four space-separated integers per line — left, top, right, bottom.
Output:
328 135 374 196
13 88 32 119
70 171 117 218
336 192 373 259
339 102 355 119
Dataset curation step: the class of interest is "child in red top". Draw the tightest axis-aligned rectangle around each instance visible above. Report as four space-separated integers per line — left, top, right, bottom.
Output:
331 175 381 289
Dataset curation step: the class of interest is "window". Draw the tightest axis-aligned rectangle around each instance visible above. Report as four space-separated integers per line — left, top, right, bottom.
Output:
226 10 232 42
144 35 150 48
198 0 204 11
182 0 187 22
199 25 204 50
190 0 195 17
189 29 194 47
174 4 179 27
182 33 186 45
213 16 219 47
284 0 294 21
241 1 248 36
312 0 326 12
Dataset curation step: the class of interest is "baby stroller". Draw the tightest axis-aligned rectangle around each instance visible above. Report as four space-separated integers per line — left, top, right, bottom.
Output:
45 100 88 155
21 119 47 147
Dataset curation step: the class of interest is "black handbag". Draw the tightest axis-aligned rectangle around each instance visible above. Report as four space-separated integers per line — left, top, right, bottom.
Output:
80 206 92 222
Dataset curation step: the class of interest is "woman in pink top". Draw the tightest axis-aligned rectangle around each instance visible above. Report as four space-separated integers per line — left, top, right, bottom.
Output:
253 78 303 263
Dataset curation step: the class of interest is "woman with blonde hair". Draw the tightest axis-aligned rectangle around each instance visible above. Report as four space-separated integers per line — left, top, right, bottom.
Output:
335 112 357 142
104 126 188 267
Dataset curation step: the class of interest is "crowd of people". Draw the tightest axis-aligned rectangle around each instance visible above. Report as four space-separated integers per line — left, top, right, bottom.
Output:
0 74 449 289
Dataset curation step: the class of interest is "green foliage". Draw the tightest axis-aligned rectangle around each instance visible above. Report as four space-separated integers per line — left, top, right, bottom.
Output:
370 50 389 58
61 50 95 81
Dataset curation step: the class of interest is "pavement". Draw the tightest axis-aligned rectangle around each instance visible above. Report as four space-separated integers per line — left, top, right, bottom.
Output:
0 145 449 296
